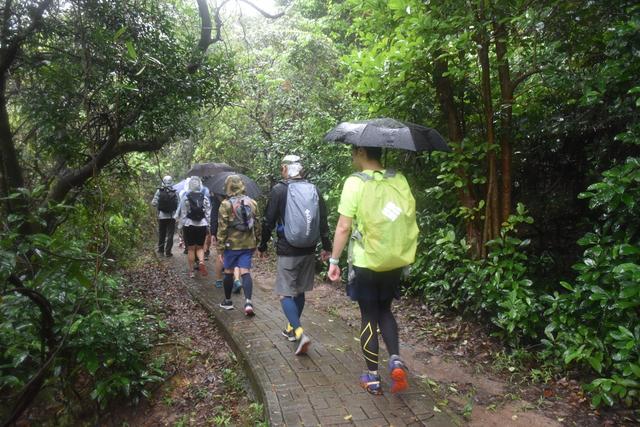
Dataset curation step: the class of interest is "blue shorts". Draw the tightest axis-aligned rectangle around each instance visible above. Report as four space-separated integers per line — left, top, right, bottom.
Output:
223 249 254 270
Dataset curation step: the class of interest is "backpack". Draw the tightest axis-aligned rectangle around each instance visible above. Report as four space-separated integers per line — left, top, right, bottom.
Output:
228 195 255 232
283 180 321 248
157 186 178 213
351 170 418 272
186 191 205 221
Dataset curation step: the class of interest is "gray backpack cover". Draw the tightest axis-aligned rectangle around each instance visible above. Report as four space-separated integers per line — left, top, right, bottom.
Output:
284 180 321 248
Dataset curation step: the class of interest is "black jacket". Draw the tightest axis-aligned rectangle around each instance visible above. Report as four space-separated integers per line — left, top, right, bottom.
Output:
258 179 331 256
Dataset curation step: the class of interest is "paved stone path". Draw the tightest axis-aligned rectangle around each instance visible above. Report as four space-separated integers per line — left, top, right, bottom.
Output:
166 250 458 426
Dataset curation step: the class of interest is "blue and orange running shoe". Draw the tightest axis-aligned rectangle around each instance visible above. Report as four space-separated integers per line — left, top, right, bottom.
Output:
388 355 408 393
360 373 383 395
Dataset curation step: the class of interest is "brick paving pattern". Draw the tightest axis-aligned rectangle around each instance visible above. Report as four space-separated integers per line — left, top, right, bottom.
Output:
168 251 458 426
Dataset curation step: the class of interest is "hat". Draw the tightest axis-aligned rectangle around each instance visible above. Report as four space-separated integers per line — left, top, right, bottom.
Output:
282 154 303 178
162 175 173 186
224 174 246 196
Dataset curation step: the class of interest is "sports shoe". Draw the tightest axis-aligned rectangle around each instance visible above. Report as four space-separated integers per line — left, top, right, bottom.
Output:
189 271 195 278
215 280 223 289
244 302 254 316
360 373 383 395
232 279 242 294
388 355 409 393
295 334 311 356
219 299 234 310
198 262 208 276
281 329 296 342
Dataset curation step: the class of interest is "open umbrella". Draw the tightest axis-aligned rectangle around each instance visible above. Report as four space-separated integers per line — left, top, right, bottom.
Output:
186 162 235 177
203 172 262 200
324 117 450 152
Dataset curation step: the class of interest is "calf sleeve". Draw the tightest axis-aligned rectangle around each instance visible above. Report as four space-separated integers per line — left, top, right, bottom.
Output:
223 273 234 300
241 273 253 300
294 293 305 317
281 296 301 330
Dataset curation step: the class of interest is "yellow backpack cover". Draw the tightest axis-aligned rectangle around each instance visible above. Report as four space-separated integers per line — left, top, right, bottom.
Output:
352 170 418 272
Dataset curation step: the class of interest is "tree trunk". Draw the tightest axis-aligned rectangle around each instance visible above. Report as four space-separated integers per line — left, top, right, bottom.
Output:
477 8 500 257
433 53 482 257
493 20 514 224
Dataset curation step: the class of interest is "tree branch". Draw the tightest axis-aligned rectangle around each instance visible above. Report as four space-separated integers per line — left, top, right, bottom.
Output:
238 0 285 18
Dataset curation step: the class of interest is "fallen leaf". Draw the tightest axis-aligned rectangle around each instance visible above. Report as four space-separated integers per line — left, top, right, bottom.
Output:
344 414 352 420
433 406 441 413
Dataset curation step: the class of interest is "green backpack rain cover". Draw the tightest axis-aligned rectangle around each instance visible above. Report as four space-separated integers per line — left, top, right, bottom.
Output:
352 170 418 272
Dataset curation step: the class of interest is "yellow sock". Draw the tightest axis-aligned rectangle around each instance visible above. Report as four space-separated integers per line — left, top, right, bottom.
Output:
285 323 293 333
295 327 304 340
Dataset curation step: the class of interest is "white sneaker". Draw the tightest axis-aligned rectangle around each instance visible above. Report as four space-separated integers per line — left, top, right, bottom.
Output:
295 334 311 355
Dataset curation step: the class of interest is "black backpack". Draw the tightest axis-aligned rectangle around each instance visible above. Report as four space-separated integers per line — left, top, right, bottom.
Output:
186 192 205 221
229 195 255 231
157 187 178 213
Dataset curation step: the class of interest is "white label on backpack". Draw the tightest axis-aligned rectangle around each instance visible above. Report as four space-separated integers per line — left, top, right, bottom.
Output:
382 202 402 221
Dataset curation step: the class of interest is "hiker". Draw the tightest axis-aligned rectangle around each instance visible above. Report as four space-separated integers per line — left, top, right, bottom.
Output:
177 176 211 278
217 175 261 315
328 146 418 395
211 193 243 291
258 155 331 356
151 175 178 257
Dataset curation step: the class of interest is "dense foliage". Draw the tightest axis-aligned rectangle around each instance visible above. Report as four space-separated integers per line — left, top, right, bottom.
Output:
2 0 639 420
301 0 640 408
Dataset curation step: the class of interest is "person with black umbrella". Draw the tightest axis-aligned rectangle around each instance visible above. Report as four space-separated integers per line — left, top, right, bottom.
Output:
327 145 417 396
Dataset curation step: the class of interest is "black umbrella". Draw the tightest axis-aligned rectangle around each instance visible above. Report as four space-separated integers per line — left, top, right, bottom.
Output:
324 117 450 152
203 172 262 199
186 162 235 177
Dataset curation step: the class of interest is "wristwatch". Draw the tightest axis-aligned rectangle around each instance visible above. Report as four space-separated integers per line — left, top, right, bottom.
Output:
329 257 340 265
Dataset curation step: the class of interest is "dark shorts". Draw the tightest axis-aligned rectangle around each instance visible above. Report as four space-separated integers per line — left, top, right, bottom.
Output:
183 226 207 247
347 266 402 302
223 249 254 270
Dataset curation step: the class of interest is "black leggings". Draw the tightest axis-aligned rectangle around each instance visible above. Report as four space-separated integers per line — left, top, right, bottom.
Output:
358 298 399 371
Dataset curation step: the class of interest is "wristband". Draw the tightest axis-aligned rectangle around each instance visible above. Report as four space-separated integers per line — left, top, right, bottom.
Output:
329 257 340 265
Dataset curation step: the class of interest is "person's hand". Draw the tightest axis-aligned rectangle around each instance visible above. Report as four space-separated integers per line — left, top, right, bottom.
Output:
328 263 341 282
320 250 330 262
218 254 223 264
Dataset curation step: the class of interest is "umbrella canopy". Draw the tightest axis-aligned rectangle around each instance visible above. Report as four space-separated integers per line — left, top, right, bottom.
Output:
186 162 235 177
324 117 450 152
203 172 262 200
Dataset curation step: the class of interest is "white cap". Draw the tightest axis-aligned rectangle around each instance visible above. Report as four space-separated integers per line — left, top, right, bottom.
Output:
282 155 303 178
162 175 173 186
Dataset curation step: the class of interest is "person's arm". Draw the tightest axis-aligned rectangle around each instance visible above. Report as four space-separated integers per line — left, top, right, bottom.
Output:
151 189 159 206
327 215 352 281
204 194 211 228
253 200 262 248
258 186 282 252
216 201 229 253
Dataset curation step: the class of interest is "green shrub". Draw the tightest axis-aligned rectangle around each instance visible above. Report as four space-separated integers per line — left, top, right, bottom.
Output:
542 157 640 407
0 196 163 420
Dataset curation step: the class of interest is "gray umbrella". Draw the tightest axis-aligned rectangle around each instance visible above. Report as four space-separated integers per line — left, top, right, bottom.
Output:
324 117 450 152
203 172 262 200
186 162 235 177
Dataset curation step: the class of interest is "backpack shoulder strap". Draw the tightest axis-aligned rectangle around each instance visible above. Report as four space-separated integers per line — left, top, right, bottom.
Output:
351 172 372 181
